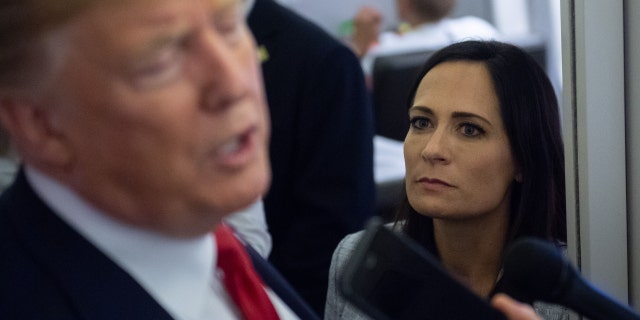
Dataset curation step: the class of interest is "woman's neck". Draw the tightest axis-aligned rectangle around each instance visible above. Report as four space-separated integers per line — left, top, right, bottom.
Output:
432 213 508 297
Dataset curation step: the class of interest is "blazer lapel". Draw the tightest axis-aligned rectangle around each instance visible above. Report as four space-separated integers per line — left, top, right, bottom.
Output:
246 245 321 320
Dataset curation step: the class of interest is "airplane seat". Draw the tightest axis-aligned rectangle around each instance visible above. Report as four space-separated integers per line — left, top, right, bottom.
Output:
372 49 437 142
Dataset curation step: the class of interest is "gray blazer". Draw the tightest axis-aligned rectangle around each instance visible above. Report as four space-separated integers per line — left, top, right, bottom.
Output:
324 229 570 320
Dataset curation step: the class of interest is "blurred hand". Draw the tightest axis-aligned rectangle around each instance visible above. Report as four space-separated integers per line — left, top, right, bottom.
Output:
351 5 382 57
491 293 542 320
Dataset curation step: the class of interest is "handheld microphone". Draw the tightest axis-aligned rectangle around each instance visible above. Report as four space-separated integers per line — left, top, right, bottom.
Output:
500 237 640 320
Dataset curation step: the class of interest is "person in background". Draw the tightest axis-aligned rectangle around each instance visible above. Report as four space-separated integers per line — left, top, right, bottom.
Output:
0 0 318 319
325 40 568 320
247 0 376 315
351 0 500 76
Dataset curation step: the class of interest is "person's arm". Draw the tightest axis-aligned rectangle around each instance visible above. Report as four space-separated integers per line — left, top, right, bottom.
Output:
283 43 376 314
491 293 542 320
351 6 382 58
223 200 272 258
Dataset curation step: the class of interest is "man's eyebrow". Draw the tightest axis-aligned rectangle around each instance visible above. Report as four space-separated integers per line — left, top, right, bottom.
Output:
130 31 185 60
212 0 245 13
131 0 247 53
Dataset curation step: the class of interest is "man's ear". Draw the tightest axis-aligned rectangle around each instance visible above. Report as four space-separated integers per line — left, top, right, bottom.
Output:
0 96 71 169
515 172 523 183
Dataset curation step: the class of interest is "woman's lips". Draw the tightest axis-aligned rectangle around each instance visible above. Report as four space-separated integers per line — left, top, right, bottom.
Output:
417 177 453 191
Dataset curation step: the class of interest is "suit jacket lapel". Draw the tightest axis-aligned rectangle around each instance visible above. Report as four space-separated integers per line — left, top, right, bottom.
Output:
4 171 175 320
246 245 320 320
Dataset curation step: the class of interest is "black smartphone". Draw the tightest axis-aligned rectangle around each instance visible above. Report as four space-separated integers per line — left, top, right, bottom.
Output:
339 217 507 320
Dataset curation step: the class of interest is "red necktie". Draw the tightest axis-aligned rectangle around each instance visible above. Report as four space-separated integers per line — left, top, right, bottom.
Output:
214 224 280 320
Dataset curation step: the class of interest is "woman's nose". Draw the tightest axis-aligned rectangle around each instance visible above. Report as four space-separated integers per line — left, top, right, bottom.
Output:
420 128 450 164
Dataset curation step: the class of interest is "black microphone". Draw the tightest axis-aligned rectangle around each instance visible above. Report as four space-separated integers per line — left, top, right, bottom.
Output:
500 237 640 320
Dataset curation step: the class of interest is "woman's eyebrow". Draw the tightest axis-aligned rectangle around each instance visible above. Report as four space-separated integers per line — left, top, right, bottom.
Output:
408 105 435 115
410 106 493 126
451 111 492 126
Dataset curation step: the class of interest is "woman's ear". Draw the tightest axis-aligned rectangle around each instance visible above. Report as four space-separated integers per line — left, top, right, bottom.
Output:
0 96 71 169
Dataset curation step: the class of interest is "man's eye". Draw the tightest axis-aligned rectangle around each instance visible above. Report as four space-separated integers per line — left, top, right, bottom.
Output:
214 8 244 43
132 48 183 88
217 20 240 37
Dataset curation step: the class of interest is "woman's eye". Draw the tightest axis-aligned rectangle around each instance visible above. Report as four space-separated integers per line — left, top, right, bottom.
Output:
410 117 432 129
460 123 484 137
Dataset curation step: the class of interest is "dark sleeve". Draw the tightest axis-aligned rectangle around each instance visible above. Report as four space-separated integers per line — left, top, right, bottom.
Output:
274 44 376 314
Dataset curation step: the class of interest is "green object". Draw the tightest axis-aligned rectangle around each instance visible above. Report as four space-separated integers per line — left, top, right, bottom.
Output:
339 19 354 38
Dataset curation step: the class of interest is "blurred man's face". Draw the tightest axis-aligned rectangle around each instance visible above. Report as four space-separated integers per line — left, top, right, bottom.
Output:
36 0 271 237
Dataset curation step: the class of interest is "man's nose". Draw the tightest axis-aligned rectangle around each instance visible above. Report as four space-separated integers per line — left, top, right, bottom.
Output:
196 31 251 112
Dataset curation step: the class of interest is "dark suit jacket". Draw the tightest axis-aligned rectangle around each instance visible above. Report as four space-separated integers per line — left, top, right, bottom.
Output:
0 171 319 320
248 0 376 314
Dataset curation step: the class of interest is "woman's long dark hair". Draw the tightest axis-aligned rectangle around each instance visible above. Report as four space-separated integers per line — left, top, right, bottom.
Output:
395 40 566 255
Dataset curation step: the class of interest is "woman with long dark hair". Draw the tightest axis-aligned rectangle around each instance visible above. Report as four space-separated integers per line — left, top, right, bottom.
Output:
325 40 567 320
